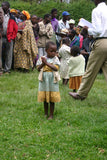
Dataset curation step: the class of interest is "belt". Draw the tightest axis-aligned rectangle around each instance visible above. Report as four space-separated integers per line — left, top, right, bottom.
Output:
95 37 107 40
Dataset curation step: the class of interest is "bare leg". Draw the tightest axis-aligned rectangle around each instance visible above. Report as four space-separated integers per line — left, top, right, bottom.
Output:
64 79 69 85
48 102 55 120
44 101 48 117
62 78 65 85
73 89 76 92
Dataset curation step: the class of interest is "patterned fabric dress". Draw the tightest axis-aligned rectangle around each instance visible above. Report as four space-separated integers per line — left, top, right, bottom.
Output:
37 56 61 103
14 20 38 69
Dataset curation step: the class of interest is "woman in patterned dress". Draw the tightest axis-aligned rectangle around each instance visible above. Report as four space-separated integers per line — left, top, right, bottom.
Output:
14 10 38 71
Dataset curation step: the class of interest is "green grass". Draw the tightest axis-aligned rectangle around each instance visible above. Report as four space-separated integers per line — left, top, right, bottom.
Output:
0 70 107 160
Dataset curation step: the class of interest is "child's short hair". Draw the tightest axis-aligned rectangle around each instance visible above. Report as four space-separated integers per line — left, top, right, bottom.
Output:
51 8 57 14
31 15 37 18
71 46 80 57
2 1 10 8
46 41 56 50
62 37 70 45
44 14 51 19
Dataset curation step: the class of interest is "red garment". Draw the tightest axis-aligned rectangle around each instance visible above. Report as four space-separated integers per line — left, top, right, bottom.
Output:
7 19 18 42
79 34 83 49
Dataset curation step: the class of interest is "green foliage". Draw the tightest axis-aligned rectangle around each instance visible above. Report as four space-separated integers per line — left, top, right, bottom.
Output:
0 71 107 159
0 0 95 23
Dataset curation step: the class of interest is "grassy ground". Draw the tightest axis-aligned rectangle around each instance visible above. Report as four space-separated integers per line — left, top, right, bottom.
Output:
0 70 107 160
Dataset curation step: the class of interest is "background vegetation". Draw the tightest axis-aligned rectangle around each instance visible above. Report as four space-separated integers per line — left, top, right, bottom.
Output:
0 0 95 23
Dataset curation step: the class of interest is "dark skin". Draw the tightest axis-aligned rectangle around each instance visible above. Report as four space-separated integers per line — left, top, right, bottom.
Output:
37 44 58 119
2 3 9 14
44 16 51 25
20 13 27 21
94 0 104 6
11 12 17 18
51 11 57 19
31 15 38 25
69 23 75 30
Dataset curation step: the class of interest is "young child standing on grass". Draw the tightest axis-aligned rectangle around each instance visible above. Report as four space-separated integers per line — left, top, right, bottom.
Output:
59 37 71 85
67 46 85 92
36 41 61 119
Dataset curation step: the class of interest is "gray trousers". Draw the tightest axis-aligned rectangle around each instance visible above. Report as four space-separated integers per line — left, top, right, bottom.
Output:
0 38 2 72
2 37 13 72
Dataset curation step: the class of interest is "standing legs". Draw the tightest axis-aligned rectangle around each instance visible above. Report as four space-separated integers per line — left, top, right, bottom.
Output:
48 102 55 120
62 78 69 85
44 102 55 119
44 101 48 117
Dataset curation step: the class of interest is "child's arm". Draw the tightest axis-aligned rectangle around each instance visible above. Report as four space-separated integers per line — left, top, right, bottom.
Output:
37 63 45 71
42 57 58 71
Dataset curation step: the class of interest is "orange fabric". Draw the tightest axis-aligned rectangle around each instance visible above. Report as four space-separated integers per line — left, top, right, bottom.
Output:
69 76 82 90
10 9 18 14
22 10 30 20
38 91 61 103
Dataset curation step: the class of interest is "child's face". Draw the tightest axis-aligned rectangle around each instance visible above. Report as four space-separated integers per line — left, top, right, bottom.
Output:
46 45 57 58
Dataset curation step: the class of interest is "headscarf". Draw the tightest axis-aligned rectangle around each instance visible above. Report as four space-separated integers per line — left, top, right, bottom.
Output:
22 10 30 20
10 9 18 14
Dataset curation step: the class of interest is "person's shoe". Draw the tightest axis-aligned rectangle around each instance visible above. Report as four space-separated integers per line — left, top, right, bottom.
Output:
69 92 85 101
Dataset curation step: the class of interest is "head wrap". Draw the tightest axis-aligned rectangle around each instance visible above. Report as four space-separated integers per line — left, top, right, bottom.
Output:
10 9 18 14
22 10 30 20
68 19 75 24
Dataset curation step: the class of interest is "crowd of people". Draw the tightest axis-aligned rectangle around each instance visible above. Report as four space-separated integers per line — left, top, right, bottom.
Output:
0 0 107 119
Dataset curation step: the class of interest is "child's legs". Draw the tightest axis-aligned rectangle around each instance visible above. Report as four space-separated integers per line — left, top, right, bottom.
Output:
48 102 55 119
44 101 48 116
63 78 69 85
64 79 69 85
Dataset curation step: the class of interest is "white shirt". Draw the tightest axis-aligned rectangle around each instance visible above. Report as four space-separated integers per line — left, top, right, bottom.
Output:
88 2 107 38
58 19 70 31
3 13 10 36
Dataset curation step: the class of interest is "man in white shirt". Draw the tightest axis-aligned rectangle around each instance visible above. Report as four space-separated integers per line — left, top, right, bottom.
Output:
56 11 70 48
69 0 107 100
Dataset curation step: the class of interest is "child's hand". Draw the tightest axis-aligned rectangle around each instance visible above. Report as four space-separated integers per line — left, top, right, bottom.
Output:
41 57 47 64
